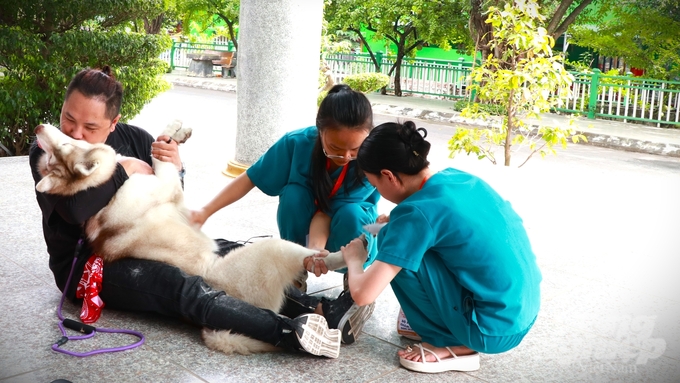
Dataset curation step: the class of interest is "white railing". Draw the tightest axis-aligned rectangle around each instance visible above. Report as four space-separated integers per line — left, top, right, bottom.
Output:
324 53 473 98
556 70 680 126
161 44 680 126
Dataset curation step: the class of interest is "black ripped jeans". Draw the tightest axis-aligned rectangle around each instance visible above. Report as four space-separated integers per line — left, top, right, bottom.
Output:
88 239 320 348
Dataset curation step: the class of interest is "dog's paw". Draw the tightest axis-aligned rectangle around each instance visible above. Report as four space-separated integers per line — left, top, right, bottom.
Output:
162 119 193 144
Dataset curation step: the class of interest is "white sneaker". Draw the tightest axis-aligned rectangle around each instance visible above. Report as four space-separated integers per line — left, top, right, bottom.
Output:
292 314 341 358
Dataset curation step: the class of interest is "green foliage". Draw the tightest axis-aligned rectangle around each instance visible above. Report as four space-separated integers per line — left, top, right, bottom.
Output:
342 73 390 94
564 51 595 72
448 127 499 164
0 0 171 156
569 1 680 80
179 0 239 48
448 0 586 167
325 0 468 96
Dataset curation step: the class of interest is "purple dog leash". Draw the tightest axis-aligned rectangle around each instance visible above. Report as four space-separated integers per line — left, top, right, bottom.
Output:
51 240 144 357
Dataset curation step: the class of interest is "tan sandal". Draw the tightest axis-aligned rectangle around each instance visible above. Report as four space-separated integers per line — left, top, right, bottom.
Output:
399 343 480 373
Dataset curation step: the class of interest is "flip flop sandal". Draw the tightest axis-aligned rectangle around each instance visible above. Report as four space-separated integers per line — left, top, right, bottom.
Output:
399 343 480 373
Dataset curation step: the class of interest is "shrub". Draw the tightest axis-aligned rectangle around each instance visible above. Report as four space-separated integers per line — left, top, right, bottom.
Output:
0 1 171 156
342 72 390 93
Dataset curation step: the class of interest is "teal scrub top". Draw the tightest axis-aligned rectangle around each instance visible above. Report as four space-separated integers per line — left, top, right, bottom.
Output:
376 168 542 337
246 127 380 216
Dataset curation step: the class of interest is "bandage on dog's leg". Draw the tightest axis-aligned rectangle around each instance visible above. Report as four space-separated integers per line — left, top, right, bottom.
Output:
322 251 347 271
324 234 368 271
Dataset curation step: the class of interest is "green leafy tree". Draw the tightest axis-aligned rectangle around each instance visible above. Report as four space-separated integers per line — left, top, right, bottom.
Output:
180 0 239 49
569 1 680 80
468 0 597 63
448 0 586 167
326 0 468 96
0 0 171 156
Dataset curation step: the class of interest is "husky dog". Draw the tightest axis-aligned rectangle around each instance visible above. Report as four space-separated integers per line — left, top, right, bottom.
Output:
34 123 349 356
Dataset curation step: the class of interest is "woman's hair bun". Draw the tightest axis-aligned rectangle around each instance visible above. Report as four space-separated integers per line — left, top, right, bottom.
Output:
327 84 352 94
100 65 115 79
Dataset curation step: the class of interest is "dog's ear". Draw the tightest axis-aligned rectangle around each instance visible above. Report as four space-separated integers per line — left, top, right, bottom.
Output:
73 160 100 177
36 175 59 193
73 146 109 177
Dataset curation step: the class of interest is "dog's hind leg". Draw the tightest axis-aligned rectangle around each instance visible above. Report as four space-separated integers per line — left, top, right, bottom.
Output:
312 234 368 272
316 250 346 271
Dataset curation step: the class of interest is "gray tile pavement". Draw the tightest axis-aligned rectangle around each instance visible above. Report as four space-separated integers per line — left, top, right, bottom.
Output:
1 72 679 382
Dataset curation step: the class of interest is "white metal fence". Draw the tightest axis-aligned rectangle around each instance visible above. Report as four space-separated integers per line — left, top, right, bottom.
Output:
557 70 680 126
324 53 472 99
161 43 680 126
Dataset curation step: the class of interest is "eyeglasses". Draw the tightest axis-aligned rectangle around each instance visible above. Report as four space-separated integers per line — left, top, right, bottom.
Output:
321 134 358 160
323 148 357 161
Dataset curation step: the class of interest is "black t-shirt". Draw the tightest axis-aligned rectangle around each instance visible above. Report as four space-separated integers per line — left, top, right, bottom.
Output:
29 123 154 298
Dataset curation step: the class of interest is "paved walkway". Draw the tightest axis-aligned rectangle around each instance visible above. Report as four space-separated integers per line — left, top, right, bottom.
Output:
0 71 678 383
165 71 680 158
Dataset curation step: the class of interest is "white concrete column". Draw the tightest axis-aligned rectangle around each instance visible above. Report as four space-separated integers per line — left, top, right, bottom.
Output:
225 0 324 177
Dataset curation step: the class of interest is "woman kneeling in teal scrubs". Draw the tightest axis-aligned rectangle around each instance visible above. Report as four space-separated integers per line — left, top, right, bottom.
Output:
191 84 379 266
341 120 542 373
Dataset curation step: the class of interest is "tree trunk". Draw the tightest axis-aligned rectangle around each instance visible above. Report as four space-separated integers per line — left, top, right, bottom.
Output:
547 0 594 39
469 0 497 61
217 14 239 51
227 21 238 50
143 14 164 34
352 28 380 72
393 54 404 96
504 88 515 166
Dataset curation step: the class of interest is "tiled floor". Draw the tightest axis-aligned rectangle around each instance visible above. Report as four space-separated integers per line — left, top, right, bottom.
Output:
1 87 679 382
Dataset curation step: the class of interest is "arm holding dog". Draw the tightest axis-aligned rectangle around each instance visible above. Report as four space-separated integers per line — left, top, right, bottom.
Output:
307 211 331 252
151 135 182 171
342 239 400 307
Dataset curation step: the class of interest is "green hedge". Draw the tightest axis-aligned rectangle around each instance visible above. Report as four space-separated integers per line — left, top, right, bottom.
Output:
0 0 171 156
342 72 390 93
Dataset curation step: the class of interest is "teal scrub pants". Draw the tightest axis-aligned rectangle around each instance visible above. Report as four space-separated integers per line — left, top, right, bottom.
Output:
277 183 377 267
391 252 535 354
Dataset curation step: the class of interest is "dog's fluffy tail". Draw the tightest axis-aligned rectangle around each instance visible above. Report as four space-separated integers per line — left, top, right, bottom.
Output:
202 329 278 355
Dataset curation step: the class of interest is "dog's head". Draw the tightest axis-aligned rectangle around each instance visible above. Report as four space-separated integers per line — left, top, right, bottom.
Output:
34 124 117 196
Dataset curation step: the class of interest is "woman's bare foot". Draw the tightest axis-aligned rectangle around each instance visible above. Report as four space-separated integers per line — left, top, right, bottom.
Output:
397 342 475 362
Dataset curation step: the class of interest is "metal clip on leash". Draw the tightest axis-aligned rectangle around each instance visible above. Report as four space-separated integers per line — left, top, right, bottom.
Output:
52 240 145 357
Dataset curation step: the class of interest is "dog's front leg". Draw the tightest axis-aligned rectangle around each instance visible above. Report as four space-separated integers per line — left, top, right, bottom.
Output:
148 157 185 207
151 158 183 187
